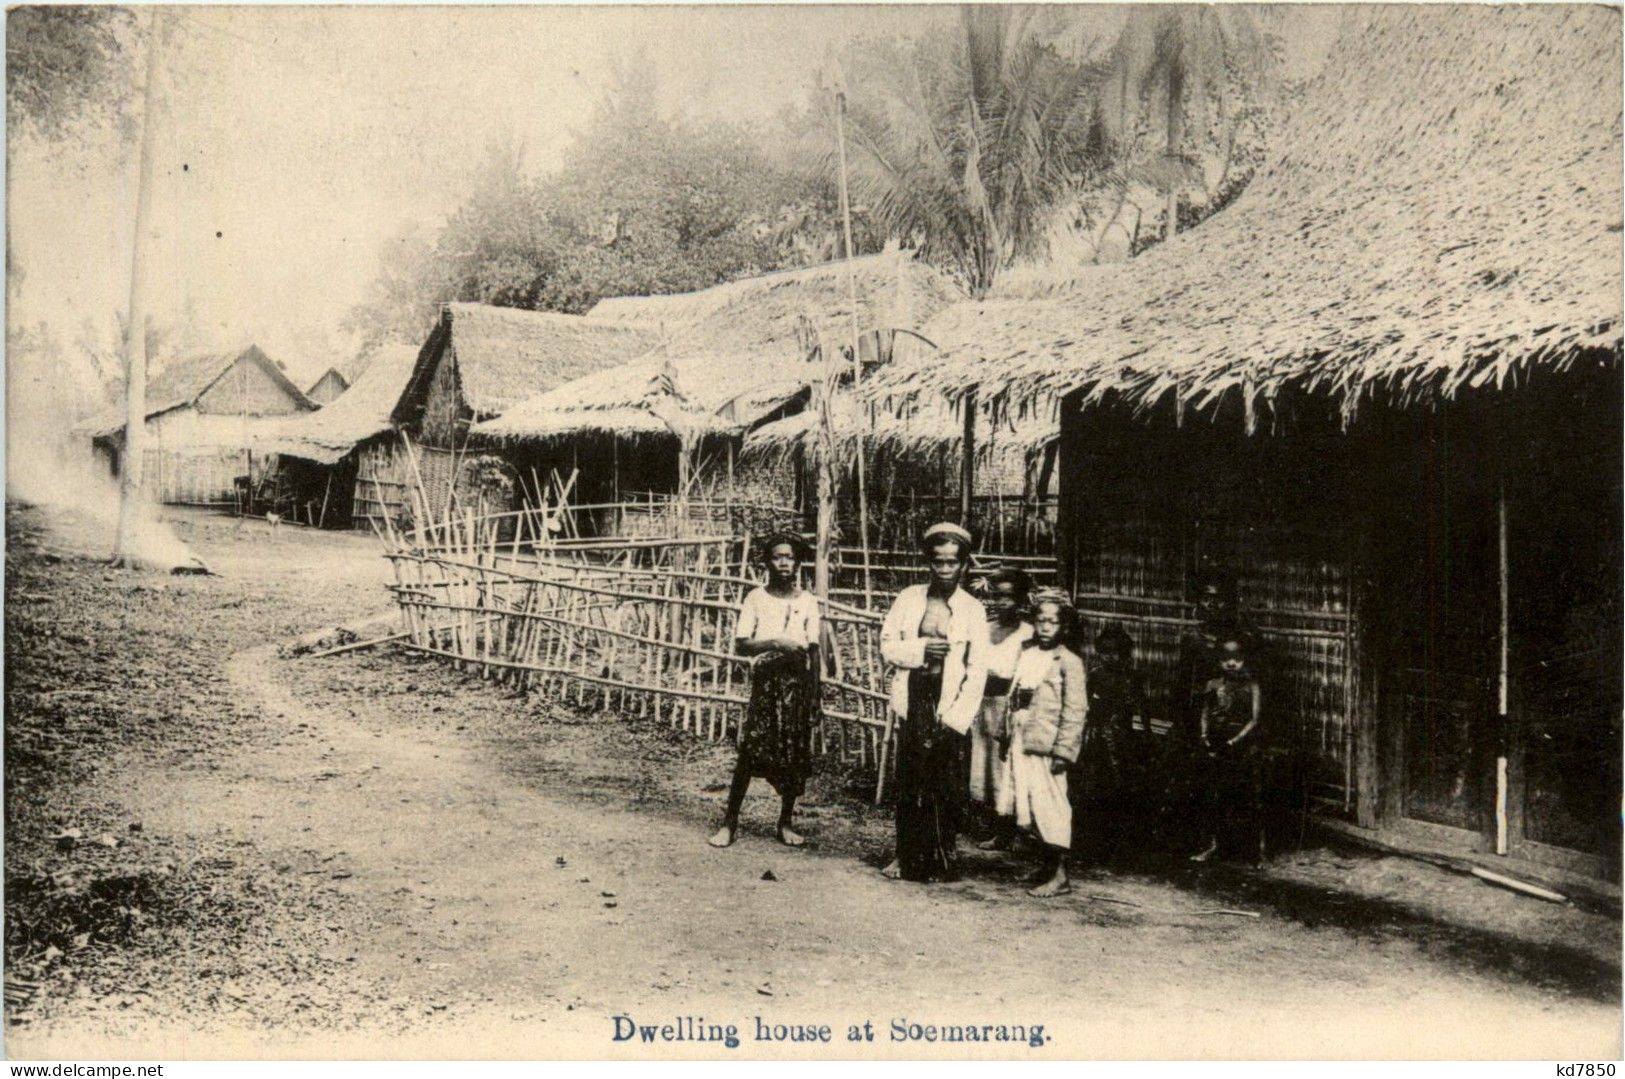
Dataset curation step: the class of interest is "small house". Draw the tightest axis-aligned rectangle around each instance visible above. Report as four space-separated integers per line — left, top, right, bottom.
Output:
383 303 662 522
305 367 350 406
89 344 315 506
255 344 418 530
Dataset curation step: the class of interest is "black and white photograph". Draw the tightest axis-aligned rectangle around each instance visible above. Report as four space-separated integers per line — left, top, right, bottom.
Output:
4 2 1621 1061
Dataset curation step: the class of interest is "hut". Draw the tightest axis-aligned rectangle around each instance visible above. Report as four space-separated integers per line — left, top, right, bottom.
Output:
867 6 1622 880
254 344 418 529
88 344 315 507
305 367 350 406
473 251 962 517
384 303 661 522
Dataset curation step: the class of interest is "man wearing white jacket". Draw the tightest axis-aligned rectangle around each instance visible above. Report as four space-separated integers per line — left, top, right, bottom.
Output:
878 523 989 883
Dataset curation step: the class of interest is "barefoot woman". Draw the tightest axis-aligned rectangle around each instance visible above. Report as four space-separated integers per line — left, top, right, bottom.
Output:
878 523 988 882
709 533 820 848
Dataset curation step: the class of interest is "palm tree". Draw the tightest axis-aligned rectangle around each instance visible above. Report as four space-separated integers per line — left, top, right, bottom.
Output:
1104 5 1275 243
828 6 1113 298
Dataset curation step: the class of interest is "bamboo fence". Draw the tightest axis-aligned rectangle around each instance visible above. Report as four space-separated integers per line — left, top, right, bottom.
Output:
381 502 897 791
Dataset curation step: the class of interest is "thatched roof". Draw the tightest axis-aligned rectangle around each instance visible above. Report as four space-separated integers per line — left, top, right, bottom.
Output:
869 5 1624 424
397 303 664 423
585 289 728 330
475 251 962 444
88 344 313 438
256 345 418 464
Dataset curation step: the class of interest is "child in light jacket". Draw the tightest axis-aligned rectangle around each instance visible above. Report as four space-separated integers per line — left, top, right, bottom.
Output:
1001 589 1088 897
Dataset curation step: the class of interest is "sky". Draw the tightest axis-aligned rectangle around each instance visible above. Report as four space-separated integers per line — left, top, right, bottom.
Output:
7 5 957 387
7 4 1338 392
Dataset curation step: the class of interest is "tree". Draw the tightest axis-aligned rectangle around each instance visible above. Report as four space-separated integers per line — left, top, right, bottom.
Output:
8 5 159 566
6 6 133 140
1103 5 1276 243
826 7 1114 297
111 10 167 567
346 63 839 337
540 63 814 306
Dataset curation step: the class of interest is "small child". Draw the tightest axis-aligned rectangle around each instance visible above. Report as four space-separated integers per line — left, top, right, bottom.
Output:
1001 590 1088 897
1190 628 1263 864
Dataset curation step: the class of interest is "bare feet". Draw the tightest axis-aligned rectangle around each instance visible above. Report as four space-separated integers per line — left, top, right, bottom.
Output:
708 824 737 848
1189 839 1218 863
880 859 901 879
776 825 805 848
1027 871 1071 898
976 834 1011 852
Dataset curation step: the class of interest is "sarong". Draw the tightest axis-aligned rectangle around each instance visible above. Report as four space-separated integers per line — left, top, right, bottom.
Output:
968 696 1012 805
737 650 814 799
894 669 966 882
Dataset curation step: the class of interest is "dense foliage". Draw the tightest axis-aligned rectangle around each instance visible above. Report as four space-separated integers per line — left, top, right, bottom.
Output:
344 66 862 354
346 7 1289 353
6 6 133 139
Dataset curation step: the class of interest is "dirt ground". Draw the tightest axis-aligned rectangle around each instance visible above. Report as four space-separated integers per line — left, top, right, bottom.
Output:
5 504 1620 1060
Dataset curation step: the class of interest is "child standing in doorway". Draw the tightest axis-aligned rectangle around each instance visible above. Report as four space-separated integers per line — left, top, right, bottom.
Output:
1190 627 1264 864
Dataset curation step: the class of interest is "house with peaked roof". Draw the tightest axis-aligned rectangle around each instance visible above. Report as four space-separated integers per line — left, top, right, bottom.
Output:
867 6 1623 882
305 367 350 406
89 344 315 506
377 303 663 523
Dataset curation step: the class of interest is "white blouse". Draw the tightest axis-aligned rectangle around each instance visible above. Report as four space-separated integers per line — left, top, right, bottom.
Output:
981 622 1034 681
736 586 821 648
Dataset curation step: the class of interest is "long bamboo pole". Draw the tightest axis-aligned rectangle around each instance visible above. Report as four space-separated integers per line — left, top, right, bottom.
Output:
833 87 874 607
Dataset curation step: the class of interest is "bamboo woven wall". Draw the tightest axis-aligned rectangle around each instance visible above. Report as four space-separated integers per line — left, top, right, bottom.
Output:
844 445 1057 555
353 440 410 534
1062 395 1360 814
140 447 250 505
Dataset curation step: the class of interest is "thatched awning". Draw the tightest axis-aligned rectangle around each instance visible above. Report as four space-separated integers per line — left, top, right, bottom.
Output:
255 345 418 464
472 251 962 444
742 390 1056 470
867 6 1624 425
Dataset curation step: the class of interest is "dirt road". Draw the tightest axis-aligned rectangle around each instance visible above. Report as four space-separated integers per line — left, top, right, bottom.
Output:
6 506 1619 1059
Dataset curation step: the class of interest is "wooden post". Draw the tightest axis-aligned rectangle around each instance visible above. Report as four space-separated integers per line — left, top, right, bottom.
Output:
812 363 834 606
1495 481 1510 856
959 386 977 527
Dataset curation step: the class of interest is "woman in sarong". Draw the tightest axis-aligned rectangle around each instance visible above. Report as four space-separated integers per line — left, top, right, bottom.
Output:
709 533 820 848
971 568 1033 850
878 523 988 882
